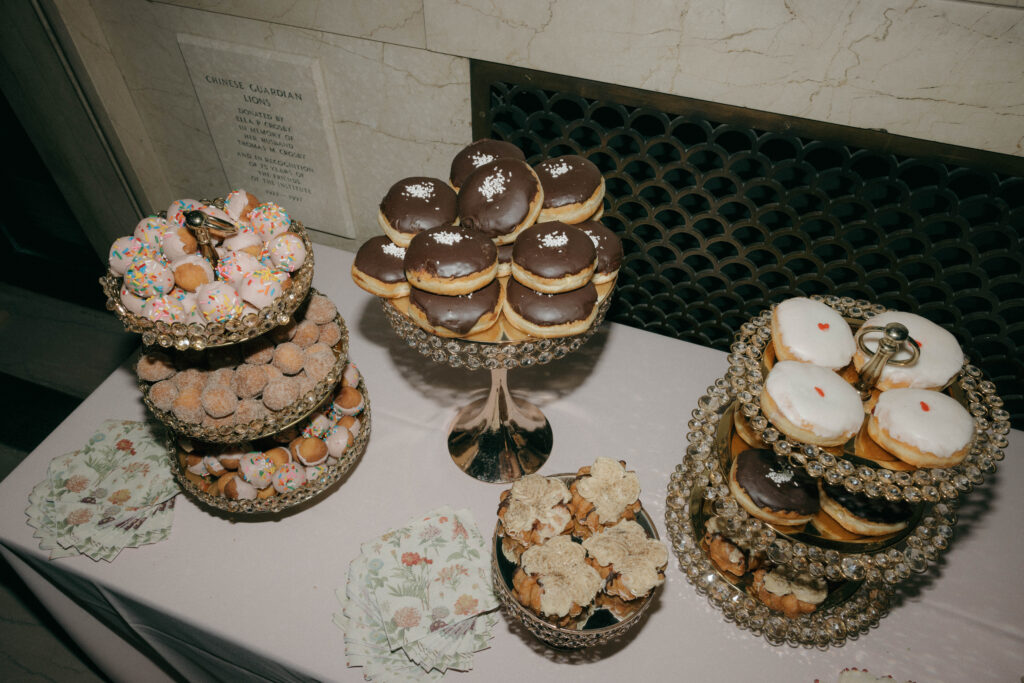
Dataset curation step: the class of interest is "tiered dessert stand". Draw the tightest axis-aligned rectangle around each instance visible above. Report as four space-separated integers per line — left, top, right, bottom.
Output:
102 201 371 514
664 295 1010 646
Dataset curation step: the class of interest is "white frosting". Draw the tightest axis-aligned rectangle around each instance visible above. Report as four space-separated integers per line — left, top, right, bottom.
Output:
576 457 641 523
873 388 974 459
773 297 855 369
582 520 667 598
520 535 603 618
764 361 863 440
762 568 827 604
502 474 571 537
856 311 963 388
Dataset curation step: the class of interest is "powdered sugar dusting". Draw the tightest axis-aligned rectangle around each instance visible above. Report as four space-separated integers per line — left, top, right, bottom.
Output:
381 242 406 258
402 183 435 200
431 231 464 245
587 233 601 248
470 152 495 168
478 171 508 202
540 231 569 248
767 468 794 485
544 160 572 178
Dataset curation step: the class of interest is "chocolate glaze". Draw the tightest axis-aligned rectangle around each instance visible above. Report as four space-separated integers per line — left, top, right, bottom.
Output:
505 278 597 326
512 222 596 279
577 220 623 275
353 235 407 283
404 225 497 280
534 155 601 209
822 482 913 524
457 158 540 238
410 279 500 335
380 177 457 235
449 139 525 189
497 243 514 265
733 449 819 515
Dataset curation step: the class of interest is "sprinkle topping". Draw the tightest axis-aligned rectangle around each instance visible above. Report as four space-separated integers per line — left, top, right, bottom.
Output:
402 182 435 200
767 467 794 485
469 152 495 167
539 231 569 248
478 171 508 202
381 242 406 258
431 231 464 246
544 160 572 178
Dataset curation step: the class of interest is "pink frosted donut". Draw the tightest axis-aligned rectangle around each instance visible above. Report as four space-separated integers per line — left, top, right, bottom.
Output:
134 216 168 247
761 360 864 447
272 462 306 493
196 281 243 322
249 202 291 241
108 236 146 275
166 199 203 227
124 257 175 298
140 294 185 323
222 229 263 255
238 452 276 489
267 233 307 272
216 250 263 285
224 189 261 222
771 297 856 370
239 268 290 308
160 223 198 261
119 285 147 315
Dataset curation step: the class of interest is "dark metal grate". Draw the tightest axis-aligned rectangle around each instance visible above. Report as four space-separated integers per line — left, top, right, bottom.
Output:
471 61 1024 426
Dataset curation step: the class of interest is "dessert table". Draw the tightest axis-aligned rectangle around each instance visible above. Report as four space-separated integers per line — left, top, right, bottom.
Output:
0 243 1020 683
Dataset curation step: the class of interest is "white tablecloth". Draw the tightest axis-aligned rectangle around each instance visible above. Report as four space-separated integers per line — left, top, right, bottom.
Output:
0 244 1021 683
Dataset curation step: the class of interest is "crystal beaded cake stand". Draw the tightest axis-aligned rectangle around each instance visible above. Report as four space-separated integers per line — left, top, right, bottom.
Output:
381 291 612 483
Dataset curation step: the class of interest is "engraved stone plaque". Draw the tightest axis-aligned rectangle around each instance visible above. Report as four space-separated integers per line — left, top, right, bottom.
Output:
178 34 354 237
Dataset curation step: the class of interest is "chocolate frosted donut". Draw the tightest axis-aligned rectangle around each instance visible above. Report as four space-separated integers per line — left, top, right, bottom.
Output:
729 448 819 526
377 177 458 247
351 235 409 298
511 222 597 293
408 279 503 338
404 225 498 295
534 154 605 224
502 278 598 338
576 220 623 284
449 139 525 191
496 243 514 277
818 481 914 536
457 158 543 245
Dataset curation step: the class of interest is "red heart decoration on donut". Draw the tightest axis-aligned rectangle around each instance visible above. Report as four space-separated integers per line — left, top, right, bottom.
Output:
920 401 930 412
815 386 825 397
817 322 829 331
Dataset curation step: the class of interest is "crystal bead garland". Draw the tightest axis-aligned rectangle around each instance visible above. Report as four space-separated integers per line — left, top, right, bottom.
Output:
664 295 1007 647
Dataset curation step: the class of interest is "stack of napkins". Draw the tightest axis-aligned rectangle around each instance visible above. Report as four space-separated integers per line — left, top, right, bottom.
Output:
25 419 179 562
335 506 499 681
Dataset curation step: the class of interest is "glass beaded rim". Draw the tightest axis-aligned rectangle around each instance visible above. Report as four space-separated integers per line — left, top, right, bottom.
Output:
380 290 613 372
100 209 315 351
140 304 348 444
491 475 660 649
165 379 371 515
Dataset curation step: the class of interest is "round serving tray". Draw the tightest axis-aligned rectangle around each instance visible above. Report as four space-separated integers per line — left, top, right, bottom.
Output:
167 379 370 515
101 210 315 351
725 295 1008 502
491 474 660 649
141 307 348 444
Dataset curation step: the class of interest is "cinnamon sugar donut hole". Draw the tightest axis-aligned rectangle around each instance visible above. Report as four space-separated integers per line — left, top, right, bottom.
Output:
137 352 176 382
273 342 305 376
232 364 268 398
201 384 238 419
291 320 320 348
263 377 299 411
172 387 205 423
242 336 275 365
305 294 337 325
149 380 179 411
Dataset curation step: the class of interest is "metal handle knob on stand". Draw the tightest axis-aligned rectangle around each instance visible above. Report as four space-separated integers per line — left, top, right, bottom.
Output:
853 322 921 400
182 210 238 267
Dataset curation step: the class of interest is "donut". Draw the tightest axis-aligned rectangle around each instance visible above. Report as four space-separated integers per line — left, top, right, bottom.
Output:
351 235 410 298
222 228 263 256
818 481 914 536
770 297 856 371
502 278 598 338
171 254 215 292
238 268 290 309
408 279 503 338
119 286 147 316
403 225 497 295
866 388 974 468
576 220 622 284
248 202 291 241
159 223 198 261
123 258 175 298
196 282 243 322
853 311 963 390
377 177 458 248
852 421 917 472
300 410 334 439
267 232 307 272
331 384 364 418
336 414 361 438
140 294 185 323
108 236 147 275
728 448 819 526
533 154 605 224
224 189 261 222
222 472 258 500
289 436 328 467
510 222 597 294
449 138 525 191
341 362 360 388
238 452 276 489
136 351 176 382
215 250 263 286
457 158 543 245
133 216 168 247
272 462 306 493
760 360 864 447
324 424 354 459
290 320 320 348
496 243 514 277
166 199 203 227
304 294 336 324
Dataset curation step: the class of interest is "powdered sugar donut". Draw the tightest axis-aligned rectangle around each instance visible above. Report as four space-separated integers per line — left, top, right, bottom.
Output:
108 236 147 275
140 294 185 323
196 281 243 322
159 223 198 261
771 297 856 371
133 216 168 247
248 202 291 241
224 189 261 222
239 268 290 308
267 232 306 272
272 462 306 493
171 254 215 292
166 199 203 227
867 388 974 468
123 257 175 298
853 311 963 390
238 452 276 489
215 250 263 286
761 360 864 447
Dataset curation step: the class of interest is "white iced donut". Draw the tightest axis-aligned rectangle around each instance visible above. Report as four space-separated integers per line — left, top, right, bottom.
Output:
222 228 263 255
248 202 291 241
868 388 974 468
272 462 306 493
267 232 307 272
133 216 168 247
238 452 276 489
215 250 263 286
771 297 855 370
108 236 146 275
238 268 290 308
119 285 147 315
159 223 198 261
123 257 175 298
166 199 202 227
196 281 243 322
224 189 261 222
324 425 353 460
853 311 963 390
140 294 185 323
761 360 864 446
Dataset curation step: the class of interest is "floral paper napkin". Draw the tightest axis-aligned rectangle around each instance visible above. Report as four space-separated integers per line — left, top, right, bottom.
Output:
25 419 179 562
334 506 499 680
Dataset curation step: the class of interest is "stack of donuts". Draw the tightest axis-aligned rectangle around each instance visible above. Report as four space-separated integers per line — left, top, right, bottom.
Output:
107 189 307 325
351 139 623 340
